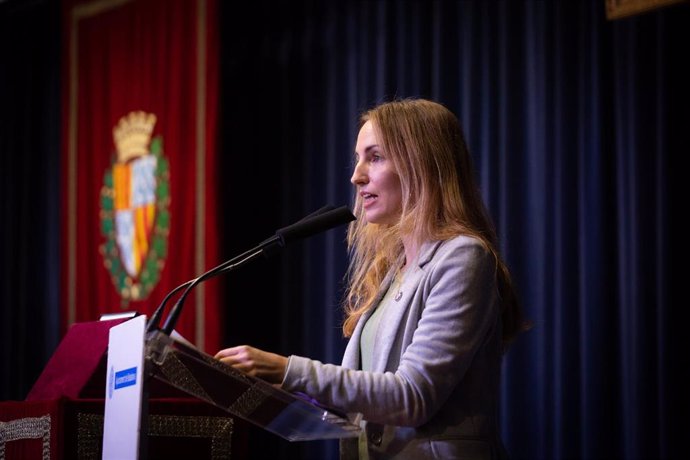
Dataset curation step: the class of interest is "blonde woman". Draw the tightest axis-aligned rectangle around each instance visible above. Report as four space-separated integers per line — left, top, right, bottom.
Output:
216 98 527 459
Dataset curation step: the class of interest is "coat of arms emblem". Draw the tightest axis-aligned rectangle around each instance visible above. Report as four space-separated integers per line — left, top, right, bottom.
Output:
100 111 170 302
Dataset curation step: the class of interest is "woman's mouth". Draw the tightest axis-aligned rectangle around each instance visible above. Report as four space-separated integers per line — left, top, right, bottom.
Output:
361 192 377 207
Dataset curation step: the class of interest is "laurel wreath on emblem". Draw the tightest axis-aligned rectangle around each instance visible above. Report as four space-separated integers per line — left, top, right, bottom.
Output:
100 132 170 304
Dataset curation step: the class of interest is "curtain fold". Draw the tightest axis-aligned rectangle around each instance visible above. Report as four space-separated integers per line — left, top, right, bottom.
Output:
218 1 687 459
0 0 61 401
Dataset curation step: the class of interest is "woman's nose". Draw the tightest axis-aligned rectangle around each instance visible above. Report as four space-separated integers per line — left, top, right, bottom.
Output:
351 161 368 185
350 161 367 185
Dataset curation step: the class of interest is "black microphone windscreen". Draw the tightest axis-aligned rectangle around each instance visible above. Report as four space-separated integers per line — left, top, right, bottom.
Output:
299 204 336 221
276 205 355 245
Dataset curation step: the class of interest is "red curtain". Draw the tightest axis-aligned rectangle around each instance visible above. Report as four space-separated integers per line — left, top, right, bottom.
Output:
60 0 220 352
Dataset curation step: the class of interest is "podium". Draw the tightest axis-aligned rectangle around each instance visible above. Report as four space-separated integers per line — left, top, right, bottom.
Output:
145 328 360 442
0 317 360 459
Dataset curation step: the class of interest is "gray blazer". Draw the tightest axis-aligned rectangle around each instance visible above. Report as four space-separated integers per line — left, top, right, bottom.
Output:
283 235 508 459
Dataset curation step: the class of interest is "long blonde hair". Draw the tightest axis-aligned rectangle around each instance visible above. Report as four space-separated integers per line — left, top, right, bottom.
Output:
343 98 526 347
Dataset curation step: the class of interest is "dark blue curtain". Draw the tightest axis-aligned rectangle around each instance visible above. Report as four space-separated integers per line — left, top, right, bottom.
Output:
218 1 688 459
0 0 61 402
1 1 687 460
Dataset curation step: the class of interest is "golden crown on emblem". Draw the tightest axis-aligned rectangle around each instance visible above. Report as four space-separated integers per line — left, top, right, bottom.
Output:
113 111 157 163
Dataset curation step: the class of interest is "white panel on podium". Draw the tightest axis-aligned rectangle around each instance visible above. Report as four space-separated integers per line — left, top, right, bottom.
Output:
102 315 147 460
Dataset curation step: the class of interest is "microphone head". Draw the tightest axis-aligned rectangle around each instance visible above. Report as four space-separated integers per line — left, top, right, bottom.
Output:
299 204 336 221
276 205 355 246
261 205 338 259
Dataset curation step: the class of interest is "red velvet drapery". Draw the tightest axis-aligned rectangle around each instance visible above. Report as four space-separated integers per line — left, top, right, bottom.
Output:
60 0 220 352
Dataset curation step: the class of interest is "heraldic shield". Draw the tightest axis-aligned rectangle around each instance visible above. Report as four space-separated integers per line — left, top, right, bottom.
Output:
113 153 157 277
101 111 170 302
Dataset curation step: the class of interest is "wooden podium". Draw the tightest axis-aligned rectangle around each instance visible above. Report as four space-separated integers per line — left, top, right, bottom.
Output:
1 317 360 459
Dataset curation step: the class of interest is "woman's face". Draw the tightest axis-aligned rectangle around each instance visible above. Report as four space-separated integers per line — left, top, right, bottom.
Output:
351 121 403 225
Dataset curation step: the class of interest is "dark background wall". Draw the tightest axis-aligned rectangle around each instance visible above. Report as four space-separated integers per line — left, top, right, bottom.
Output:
2 0 688 459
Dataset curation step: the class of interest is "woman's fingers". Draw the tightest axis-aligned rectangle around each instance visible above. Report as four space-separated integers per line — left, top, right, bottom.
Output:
214 345 288 384
215 345 256 373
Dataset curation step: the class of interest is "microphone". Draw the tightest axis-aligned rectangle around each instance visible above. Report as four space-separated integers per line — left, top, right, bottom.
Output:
146 204 338 334
276 205 357 246
260 204 335 259
152 205 355 336
146 204 337 334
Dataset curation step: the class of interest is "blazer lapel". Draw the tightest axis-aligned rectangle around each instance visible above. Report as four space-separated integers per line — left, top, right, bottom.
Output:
342 241 443 372
371 241 443 372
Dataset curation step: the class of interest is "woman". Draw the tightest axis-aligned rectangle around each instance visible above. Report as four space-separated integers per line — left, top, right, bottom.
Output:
215 98 527 459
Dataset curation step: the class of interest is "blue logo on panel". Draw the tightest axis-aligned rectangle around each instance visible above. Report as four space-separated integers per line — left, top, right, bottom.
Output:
113 366 138 390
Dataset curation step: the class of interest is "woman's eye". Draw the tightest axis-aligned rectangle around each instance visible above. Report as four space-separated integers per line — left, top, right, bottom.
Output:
371 154 382 162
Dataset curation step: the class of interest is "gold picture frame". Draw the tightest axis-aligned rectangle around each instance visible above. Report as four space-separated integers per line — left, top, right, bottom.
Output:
606 0 688 19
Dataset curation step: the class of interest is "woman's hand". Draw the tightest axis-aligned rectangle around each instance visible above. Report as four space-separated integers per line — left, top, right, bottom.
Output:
214 345 288 385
